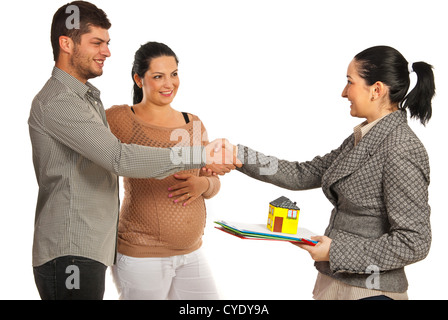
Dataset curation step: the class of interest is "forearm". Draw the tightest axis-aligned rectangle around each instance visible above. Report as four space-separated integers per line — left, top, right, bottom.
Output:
113 143 204 179
44 102 204 179
236 144 325 190
329 221 431 274
201 176 221 199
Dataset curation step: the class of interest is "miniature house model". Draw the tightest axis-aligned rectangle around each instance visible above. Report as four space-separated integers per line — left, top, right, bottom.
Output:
267 196 300 234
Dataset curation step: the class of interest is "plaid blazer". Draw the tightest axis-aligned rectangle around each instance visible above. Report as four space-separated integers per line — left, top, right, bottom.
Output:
237 110 431 293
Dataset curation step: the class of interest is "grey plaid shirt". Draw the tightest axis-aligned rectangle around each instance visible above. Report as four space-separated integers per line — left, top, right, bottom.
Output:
29 67 204 267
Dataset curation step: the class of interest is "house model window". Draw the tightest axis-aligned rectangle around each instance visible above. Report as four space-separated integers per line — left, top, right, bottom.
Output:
267 196 300 234
288 210 298 219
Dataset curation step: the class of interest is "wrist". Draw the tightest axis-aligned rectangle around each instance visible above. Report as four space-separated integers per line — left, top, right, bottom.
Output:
200 176 210 193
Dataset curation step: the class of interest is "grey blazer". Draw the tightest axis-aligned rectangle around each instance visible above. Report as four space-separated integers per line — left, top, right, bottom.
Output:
236 110 431 293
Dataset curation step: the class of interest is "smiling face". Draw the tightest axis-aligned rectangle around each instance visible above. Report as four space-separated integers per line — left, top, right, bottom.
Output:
341 59 376 121
138 56 179 108
342 59 397 123
69 26 111 83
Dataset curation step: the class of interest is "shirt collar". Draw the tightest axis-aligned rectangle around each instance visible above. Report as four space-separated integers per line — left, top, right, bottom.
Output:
353 114 388 146
52 67 101 99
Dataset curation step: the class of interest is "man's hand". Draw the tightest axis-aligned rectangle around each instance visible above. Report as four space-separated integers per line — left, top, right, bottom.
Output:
204 139 242 175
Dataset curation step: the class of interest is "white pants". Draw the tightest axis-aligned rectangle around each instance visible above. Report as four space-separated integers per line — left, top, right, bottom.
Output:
111 248 219 300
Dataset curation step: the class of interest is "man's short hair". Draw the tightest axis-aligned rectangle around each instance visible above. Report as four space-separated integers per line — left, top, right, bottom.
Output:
50 1 111 62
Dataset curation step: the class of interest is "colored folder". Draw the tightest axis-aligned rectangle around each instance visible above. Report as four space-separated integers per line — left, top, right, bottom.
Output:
214 220 317 246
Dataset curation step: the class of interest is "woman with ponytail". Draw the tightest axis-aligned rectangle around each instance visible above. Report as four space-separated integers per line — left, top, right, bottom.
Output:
351 46 435 125
106 42 220 300
226 45 435 299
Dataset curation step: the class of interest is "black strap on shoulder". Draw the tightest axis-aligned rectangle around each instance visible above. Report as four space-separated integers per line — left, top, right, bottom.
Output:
131 107 189 124
182 112 190 124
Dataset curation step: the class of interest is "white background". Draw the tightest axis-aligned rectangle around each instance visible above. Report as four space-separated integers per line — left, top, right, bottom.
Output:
1 0 446 300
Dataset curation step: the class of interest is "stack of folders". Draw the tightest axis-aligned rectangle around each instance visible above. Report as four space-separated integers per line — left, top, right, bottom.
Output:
214 220 317 246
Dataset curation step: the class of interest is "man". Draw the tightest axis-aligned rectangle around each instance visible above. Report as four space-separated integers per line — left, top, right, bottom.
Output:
29 1 235 300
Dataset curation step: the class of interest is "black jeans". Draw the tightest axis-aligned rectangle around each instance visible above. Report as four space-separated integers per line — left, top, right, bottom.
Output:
33 255 107 300
360 295 393 300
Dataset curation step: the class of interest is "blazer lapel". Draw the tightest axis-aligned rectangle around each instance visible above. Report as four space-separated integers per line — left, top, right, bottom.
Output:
322 110 407 201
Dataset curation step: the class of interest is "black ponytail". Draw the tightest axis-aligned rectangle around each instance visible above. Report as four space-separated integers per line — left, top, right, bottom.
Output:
402 62 435 125
354 46 435 125
131 42 179 105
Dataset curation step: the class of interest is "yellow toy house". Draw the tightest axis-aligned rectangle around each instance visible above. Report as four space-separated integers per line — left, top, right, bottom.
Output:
267 196 300 234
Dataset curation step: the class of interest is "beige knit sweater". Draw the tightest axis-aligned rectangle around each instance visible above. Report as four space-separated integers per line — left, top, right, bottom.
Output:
106 105 220 257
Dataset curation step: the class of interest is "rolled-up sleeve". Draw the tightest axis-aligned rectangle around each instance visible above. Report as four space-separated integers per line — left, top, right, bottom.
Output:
43 94 204 179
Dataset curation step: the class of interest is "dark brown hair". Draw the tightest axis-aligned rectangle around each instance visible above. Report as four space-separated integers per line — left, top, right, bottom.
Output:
50 1 111 61
132 42 179 104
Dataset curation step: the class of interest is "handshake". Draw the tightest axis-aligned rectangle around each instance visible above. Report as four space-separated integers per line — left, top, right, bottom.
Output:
204 139 242 176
